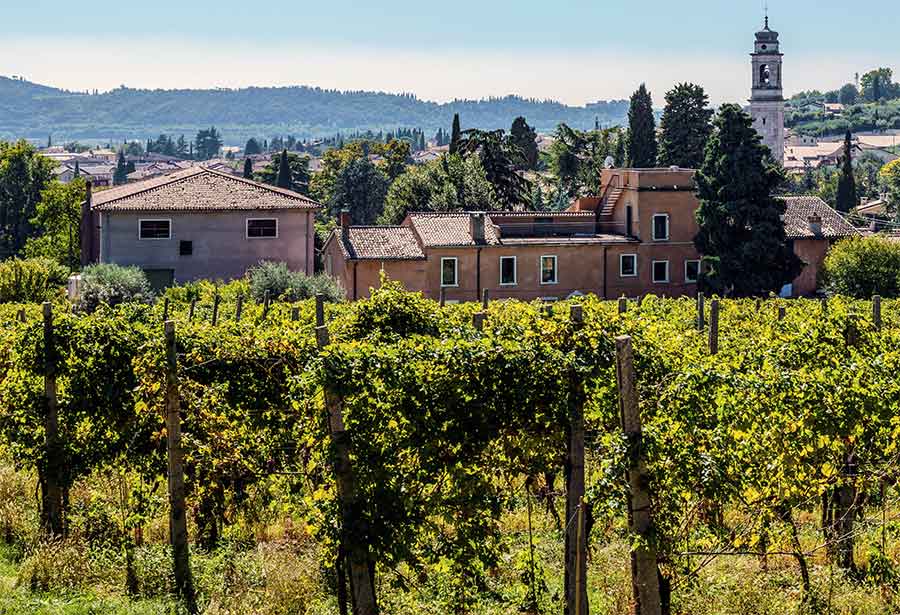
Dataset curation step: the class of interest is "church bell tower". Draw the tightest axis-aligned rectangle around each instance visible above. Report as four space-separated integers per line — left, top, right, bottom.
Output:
750 16 785 165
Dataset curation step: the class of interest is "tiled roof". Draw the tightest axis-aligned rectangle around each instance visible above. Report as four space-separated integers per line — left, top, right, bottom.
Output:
91 167 321 212
332 227 425 261
779 196 860 239
408 212 501 247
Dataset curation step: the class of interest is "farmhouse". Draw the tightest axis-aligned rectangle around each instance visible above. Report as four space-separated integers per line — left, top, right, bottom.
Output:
324 167 858 300
81 166 320 287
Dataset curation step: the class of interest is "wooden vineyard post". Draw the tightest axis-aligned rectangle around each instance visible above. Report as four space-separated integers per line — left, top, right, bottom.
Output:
473 312 486 332
778 306 786 321
565 304 588 615
211 294 220 326
41 303 63 536
235 294 244 323
873 295 882 330
315 319 379 615
262 291 271 320
708 299 720 355
482 289 490 310
17 308 25 323
163 298 170 321
616 336 662 615
696 292 705 330
164 321 197 613
291 306 300 322
188 299 196 322
315 293 326 328
618 296 628 315
439 288 446 307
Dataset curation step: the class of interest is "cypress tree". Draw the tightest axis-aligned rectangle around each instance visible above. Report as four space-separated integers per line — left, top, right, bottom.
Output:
73 161 80 178
276 149 291 189
113 151 128 185
626 84 658 168
694 103 802 296
658 83 714 169
613 132 626 167
836 131 858 212
449 113 461 155
243 158 253 179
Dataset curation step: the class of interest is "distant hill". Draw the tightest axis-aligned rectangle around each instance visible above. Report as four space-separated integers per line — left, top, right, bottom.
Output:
0 76 628 145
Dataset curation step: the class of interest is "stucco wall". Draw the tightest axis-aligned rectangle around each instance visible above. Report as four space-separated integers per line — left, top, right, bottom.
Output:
100 209 314 282
791 238 829 297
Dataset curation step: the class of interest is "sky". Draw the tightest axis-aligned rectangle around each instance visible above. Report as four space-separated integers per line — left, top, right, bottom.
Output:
1 1 896 105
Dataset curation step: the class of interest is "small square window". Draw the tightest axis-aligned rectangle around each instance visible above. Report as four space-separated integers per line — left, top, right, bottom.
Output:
179 240 193 256
652 214 669 241
652 260 670 284
441 257 458 287
620 254 637 278
500 256 517 286
685 260 700 284
247 218 278 238
540 255 557 285
139 219 171 240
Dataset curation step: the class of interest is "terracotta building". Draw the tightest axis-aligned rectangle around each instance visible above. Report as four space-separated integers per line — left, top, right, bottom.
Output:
323 167 857 301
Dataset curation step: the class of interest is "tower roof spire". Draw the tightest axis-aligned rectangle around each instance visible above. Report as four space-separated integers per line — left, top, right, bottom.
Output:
764 0 769 29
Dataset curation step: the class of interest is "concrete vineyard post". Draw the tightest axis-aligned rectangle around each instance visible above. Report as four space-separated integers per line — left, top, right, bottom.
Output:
235 294 244 322
164 321 197 613
315 294 325 328
709 299 720 355
211 294 220 326
873 295 882 330
482 289 489 310
616 335 662 615
565 304 588 615
439 288 446 307
188 300 196 322
618 297 628 314
473 312 486 331
697 292 705 330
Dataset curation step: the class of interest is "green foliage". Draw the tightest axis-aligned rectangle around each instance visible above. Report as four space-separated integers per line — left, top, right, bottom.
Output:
694 103 802 296
509 117 539 170
77 264 152 312
626 84 657 168
549 124 622 197
836 131 858 212
194 127 223 161
327 157 388 224
25 179 85 271
113 152 128 186
449 113 461 155
658 83 713 169
458 129 530 208
255 151 310 195
244 138 262 156
0 140 56 257
0 257 69 303
881 159 900 210
247 261 343 303
379 154 499 224
822 235 900 297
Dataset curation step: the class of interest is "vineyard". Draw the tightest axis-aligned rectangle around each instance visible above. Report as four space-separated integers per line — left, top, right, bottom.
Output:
2 281 900 614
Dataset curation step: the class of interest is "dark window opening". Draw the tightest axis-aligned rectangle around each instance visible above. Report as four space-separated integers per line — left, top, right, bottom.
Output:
179 240 193 256
247 218 278 238
139 220 171 240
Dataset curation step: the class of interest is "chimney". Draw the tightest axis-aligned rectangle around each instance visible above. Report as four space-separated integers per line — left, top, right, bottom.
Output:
340 209 351 243
808 214 823 236
470 212 486 245
80 181 94 267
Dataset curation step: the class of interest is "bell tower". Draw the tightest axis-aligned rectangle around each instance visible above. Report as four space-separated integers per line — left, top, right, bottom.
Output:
750 16 785 165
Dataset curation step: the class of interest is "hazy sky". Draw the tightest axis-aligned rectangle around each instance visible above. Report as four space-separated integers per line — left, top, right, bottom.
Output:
2 1 895 105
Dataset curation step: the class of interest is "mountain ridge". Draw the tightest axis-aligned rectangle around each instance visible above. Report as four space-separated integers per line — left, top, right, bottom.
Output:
0 76 629 144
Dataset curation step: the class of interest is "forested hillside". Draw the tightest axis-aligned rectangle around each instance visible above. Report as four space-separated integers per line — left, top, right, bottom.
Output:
0 76 628 143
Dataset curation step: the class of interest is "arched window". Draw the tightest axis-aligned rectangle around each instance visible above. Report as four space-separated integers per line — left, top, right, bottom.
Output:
760 64 771 86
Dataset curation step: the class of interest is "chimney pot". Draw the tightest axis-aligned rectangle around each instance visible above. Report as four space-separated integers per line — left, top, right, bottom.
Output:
339 209 351 229
808 214 823 236
470 212 486 245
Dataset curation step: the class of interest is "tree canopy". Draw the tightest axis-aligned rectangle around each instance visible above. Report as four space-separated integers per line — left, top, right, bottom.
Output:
658 83 713 169
626 84 658 168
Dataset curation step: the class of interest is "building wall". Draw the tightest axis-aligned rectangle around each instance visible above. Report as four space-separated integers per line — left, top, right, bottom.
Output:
100 209 315 283
791 238 829 297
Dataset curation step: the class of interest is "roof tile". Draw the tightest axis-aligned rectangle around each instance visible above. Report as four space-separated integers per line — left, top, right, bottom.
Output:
339 227 425 260
778 196 860 239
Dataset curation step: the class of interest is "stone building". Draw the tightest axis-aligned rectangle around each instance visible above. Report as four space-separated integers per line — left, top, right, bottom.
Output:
750 17 786 165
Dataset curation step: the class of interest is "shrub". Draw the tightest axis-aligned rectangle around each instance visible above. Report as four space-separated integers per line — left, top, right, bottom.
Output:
0 257 69 303
821 235 900 297
77 263 152 312
247 261 343 303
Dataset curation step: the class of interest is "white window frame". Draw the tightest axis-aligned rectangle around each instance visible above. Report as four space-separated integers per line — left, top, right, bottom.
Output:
540 255 558 285
619 253 638 278
246 217 279 239
652 213 670 241
138 218 172 240
684 260 701 284
499 256 517 286
652 260 670 284
440 257 458 288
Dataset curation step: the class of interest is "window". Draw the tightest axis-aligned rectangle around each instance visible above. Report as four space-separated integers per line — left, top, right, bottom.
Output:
247 218 278 238
652 260 670 284
685 260 700 284
440 257 458 287
179 240 193 256
652 214 669 241
139 219 171 240
500 256 517 286
540 255 558 285
619 254 637 278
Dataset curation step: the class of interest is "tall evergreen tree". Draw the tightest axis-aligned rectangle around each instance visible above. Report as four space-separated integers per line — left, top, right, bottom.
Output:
243 158 253 179
613 132 626 167
694 104 802 296
276 149 292 189
113 151 128 185
626 84 658 168
510 116 539 170
658 83 714 169
73 160 80 178
835 131 858 212
449 113 462 155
